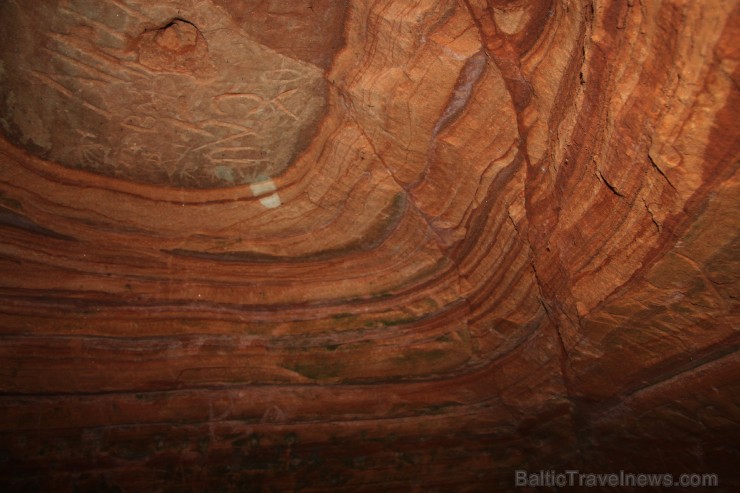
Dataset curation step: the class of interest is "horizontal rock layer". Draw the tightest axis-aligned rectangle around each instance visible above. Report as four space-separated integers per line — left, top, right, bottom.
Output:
0 0 738 491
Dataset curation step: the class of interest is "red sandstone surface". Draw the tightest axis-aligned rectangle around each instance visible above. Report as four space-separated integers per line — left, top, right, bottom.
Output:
0 0 738 491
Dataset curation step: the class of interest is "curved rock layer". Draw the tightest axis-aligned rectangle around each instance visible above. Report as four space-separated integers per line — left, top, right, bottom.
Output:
0 0 738 491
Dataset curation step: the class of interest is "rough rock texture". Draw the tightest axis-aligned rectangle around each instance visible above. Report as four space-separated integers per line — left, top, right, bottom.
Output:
0 0 335 187
0 0 737 491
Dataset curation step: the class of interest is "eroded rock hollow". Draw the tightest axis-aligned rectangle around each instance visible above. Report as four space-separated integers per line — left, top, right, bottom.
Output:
0 0 738 491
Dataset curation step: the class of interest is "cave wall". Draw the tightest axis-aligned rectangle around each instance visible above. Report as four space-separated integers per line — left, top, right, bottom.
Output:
0 0 738 491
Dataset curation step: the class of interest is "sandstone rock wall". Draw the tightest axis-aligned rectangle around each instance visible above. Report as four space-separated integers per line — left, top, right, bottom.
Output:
0 0 737 491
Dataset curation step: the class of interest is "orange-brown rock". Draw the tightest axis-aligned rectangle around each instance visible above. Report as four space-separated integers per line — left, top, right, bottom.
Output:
0 0 738 491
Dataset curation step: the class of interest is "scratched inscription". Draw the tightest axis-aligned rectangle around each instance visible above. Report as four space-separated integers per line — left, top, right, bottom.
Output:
0 0 328 188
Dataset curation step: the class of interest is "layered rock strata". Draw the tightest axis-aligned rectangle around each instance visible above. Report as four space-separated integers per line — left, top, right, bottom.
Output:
0 0 738 491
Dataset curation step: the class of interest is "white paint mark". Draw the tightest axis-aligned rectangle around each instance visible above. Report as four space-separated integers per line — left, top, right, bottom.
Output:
250 178 281 209
250 178 277 197
259 193 282 209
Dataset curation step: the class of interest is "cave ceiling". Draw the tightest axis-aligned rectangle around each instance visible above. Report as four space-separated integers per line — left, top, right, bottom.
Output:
0 0 738 491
